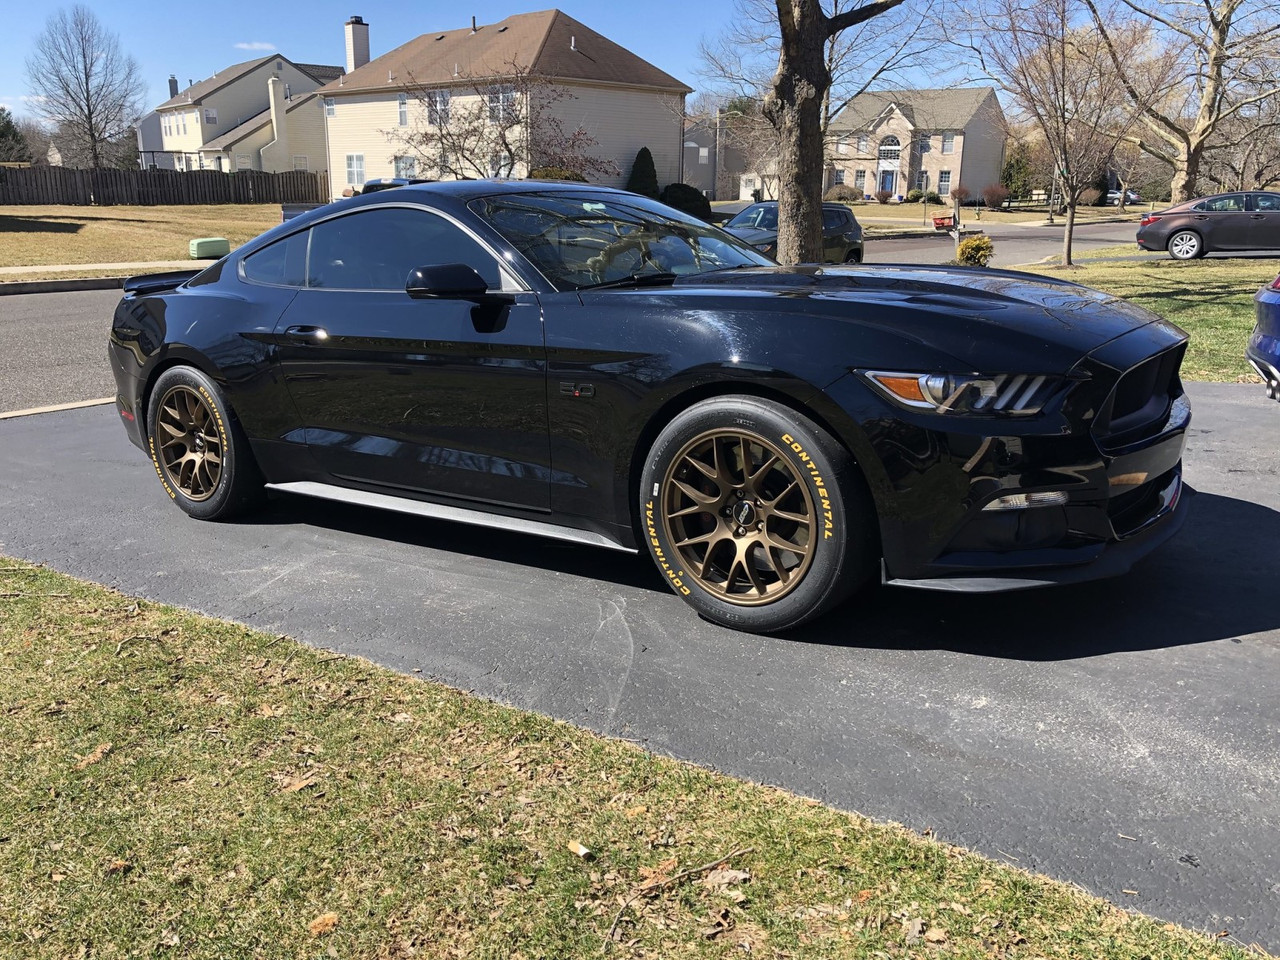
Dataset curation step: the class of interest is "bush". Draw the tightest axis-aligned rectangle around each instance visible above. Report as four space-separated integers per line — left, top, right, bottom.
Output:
824 184 859 202
658 182 712 221
875 189 893 204
925 190 942 204
626 147 660 199
1079 187 1103 206
950 183 972 205
956 234 995 267
981 184 1010 209
906 188 924 203
528 166 587 182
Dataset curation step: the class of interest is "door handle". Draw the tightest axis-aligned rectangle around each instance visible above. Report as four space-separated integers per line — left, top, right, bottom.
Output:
1250 214 1266 220
1191 214 1209 220
284 325 329 343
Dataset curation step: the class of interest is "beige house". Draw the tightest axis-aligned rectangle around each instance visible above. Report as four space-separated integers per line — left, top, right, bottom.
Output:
827 87 1006 200
153 57 343 172
318 10 691 198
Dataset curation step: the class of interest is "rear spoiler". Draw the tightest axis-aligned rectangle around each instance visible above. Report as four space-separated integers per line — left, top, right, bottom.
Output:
123 270 202 296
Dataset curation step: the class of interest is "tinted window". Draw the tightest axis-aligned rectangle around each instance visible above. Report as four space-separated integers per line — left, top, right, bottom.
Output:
242 233 307 286
726 204 778 230
822 209 848 230
1193 195 1245 213
1253 193 1280 212
306 207 500 291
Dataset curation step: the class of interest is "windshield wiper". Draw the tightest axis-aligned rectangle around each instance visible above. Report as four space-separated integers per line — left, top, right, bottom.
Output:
576 272 679 291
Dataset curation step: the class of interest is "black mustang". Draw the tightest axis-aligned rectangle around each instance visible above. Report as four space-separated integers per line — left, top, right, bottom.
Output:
109 181 1191 633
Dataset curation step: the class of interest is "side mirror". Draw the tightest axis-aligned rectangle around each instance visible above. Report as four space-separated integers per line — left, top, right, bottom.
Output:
405 263 493 300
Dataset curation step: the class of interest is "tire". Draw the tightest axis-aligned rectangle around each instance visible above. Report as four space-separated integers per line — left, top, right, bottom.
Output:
145 366 265 521
639 396 876 633
844 247 863 264
1167 230 1203 260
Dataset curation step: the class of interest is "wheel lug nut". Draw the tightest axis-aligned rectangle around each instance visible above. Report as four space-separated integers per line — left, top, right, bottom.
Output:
736 526 746 536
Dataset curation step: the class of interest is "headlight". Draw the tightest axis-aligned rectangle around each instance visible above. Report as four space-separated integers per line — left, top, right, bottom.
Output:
864 371 1059 415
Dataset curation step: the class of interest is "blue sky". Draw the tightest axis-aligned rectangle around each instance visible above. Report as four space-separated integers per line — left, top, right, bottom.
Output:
1 0 720 119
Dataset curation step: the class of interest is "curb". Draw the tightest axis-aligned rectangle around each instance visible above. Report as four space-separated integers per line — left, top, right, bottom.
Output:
0 276 126 296
869 229 985 241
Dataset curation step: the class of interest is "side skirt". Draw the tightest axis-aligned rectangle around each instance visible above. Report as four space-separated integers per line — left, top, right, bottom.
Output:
265 481 638 554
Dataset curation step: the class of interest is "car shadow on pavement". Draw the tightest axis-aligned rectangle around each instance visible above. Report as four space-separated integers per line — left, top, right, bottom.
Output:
809 490 1279 660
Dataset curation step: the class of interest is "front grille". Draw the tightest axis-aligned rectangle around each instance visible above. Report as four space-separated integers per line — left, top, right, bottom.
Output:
1094 343 1185 448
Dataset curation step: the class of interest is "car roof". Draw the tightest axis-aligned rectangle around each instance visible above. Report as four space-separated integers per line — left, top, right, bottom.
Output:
387 178 629 202
741 201 852 211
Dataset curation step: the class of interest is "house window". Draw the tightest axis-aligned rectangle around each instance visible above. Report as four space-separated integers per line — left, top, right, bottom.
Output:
916 169 928 190
489 150 513 178
427 90 450 126
917 134 930 153
394 156 417 178
698 147 709 165
854 169 866 191
878 136 900 162
833 169 845 185
857 134 868 153
293 156 308 171
324 97 335 117
276 60 284 72
487 84 515 123
236 154 251 170
204 108 217 126
942 133 955 154
162 115 169 135
938 170 952 194
837 137 848 155
398 93 408 127
346 153 364 185
180 113 187 135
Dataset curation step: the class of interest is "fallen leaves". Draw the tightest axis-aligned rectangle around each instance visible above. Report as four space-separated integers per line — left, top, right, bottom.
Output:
73 742 112 770
308 912 339 936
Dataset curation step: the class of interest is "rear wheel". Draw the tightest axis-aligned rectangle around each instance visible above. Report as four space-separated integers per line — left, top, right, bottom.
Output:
639 396 875 633
146 366 265 521
1168 230 1203 260
845 247 863 264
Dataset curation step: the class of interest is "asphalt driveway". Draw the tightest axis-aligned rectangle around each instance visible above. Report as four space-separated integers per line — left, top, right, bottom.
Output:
0 383 1277 949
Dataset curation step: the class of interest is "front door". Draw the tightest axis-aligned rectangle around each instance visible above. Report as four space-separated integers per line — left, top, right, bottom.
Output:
272 205 551 511
878 170 895 195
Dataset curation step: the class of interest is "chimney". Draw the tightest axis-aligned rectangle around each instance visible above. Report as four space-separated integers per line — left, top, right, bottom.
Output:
266 75 289 164
168 75 178 98
345 15 370 73
471 16 477 33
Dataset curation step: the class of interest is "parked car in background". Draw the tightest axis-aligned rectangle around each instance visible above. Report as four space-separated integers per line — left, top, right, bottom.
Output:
1249 274 1280 401
724 201 863 263
109 180 1190 634
1136 191 1280 259
1107 189 1141 205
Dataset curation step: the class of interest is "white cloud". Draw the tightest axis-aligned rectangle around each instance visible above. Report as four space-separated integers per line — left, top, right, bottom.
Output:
234 41 276 51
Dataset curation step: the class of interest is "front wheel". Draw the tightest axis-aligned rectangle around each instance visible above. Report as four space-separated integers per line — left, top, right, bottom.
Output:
1167 230 1203 260
146 366 265 521
639 396 876 633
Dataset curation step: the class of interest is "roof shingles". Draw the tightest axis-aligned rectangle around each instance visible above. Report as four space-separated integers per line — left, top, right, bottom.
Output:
831 88 998 132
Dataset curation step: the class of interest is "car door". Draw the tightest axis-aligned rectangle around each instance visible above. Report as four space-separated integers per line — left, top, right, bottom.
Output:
1188 194 1249 250
1246 193 1280 250
821 208 849 262
271 204 551 511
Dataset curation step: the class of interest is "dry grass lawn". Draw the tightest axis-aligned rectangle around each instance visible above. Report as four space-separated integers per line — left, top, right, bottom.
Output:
0 559 1268 960
0 205 280 267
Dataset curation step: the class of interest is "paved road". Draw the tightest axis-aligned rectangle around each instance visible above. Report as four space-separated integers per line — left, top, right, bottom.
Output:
867 220 1141 267
1 385 1277 950
0 289 119 412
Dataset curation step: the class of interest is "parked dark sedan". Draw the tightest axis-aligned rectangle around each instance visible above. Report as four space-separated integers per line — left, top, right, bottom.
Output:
724 201 863 263
110 181 1190 633
1249 274 1280 401
1137 191 1280 259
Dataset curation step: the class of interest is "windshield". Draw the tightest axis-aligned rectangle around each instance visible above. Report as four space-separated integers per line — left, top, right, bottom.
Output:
725 204 778 231
468 192 774 290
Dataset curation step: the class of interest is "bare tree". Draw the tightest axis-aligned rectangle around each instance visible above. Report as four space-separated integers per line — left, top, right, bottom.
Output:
24 5 145 170
1082 0 1280 202
1110 137 1170 207
384 62 621 183
972 0 1163 263
1200 89 1280 192
14 117 53 165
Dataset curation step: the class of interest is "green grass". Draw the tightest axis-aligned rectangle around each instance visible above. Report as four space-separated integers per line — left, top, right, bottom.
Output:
1020 258 1276 381
0 559 1268 959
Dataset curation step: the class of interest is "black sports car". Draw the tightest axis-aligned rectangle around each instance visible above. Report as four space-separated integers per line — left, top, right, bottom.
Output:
109 180 1191 633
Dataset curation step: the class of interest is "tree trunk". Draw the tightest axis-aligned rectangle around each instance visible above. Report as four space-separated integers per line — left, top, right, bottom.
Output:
1170 144 1201 204
1061 201 1077 267
764 2 829 265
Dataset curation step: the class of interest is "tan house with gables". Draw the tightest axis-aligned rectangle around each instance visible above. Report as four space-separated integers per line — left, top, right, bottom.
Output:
150 56 342 173
317 10 692 198
826 87 1006 200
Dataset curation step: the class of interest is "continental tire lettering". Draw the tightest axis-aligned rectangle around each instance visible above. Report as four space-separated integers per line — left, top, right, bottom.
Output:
644 499 691 595
780 433 835 539
148 434 177 500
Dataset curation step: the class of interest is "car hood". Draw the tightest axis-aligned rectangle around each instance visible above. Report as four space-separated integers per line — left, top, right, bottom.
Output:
662 264 1175 373
723 225 777 246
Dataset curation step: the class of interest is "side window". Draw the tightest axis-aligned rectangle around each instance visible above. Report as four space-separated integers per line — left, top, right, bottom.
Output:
1194 195 1244 213
305 207 501 291
822 209 846 230
1253 193 1280 212
242 232 307 286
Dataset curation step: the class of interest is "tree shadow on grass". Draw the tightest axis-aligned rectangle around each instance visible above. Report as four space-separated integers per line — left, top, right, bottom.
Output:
0 216 84 234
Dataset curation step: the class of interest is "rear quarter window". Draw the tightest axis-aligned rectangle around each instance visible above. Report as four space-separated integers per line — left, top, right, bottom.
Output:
242 232 307 286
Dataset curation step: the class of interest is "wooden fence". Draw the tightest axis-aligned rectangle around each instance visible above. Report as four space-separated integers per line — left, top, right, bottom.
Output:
0 167 330 206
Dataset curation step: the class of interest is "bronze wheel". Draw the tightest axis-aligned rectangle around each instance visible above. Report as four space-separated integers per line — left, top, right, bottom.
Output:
155 384 224 502
661 429 817 606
